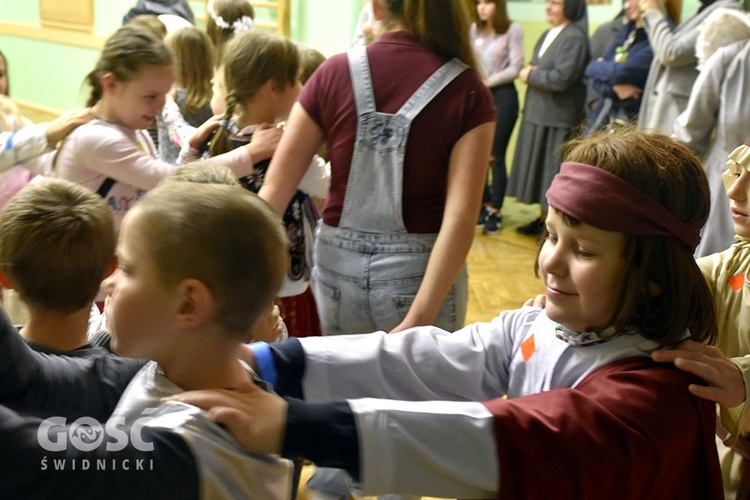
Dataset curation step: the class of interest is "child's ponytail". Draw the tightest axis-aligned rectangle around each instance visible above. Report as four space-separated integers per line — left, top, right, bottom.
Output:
209 91 236 157
85 71 104 108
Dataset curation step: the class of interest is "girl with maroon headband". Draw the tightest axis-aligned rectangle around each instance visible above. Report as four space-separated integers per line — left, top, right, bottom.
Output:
176 129 722 499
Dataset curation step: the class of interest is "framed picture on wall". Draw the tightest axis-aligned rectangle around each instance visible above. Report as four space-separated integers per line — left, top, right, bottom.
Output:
40 0 94 32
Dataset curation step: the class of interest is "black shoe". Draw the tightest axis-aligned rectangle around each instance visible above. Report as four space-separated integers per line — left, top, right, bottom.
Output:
477 207 490 228
516 218 544 235
483 212 502 235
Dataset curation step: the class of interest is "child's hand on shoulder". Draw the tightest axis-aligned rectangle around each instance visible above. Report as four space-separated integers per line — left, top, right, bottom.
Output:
188 115 223 150
651 340 746 408
523 294 547 308
46 108 94 144
246 123 283 163
169 385 287 455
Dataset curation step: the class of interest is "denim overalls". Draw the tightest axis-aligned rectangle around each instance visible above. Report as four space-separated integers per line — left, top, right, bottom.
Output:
312 46 469 335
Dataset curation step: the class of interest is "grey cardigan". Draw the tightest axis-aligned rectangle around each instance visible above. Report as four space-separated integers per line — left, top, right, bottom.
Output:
523 23 590 129
637 0 742 133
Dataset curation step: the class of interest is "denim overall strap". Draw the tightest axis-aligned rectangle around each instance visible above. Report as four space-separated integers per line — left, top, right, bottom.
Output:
348 45 376 116
396 57 468 121
341 49 467 233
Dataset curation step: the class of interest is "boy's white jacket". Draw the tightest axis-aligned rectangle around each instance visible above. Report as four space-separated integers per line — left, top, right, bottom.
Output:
112 361 294 500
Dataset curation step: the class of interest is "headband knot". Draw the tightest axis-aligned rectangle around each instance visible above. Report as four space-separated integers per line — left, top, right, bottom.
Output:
546 162 701 251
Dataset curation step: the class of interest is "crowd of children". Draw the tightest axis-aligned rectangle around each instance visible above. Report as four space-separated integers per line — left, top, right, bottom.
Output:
3 0 750 498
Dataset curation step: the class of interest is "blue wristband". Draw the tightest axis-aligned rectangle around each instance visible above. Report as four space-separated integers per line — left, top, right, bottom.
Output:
248 341 278 388
5 132 17 165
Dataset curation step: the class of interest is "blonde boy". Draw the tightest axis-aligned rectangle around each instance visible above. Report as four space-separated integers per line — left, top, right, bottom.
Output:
103 181 293 498
0 178 115 354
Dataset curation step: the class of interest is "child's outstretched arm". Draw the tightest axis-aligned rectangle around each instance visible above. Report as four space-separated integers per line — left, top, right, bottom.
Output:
0 404 199 498
0 304 144 419
651 339 746 407
172 359 717 499
45 108 93 145
169 386 496 498
0 109 92 173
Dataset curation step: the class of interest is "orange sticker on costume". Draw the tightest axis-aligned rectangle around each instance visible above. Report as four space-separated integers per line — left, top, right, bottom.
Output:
521 335 536 362
729 273 745 292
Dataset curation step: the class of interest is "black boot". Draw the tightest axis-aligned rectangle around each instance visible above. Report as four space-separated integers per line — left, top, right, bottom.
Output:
516 218 544 236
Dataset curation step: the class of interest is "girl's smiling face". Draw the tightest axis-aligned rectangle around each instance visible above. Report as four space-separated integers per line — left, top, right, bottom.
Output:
538 207 632 332
105 64 174 130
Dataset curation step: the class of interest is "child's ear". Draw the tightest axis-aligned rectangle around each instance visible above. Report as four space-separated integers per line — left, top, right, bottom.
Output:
265 79 280 95
371 0 385 21
101 72 119 94
0 269 14 290
173 278 214 329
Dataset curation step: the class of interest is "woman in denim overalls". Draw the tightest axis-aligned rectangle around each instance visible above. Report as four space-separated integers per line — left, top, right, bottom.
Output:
260 0 495 336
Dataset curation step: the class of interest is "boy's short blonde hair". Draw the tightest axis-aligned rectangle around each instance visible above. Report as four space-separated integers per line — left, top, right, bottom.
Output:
132 182 287 335
165 161 240 186
0 178 115 312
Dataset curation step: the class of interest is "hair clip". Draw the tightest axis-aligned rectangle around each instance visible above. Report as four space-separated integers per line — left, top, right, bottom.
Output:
207 0 254 35
231 16 255 34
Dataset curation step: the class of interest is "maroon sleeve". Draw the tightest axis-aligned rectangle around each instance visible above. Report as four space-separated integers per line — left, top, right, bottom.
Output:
297 53 351 131
482 358 723 500
454 70 496 137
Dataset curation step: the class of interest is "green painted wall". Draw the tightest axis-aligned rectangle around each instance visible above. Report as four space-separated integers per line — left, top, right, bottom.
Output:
0 36 99 110
0 0 706 113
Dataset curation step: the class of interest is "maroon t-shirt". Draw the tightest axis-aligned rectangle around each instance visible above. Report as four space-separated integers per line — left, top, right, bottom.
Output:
299 31 495 233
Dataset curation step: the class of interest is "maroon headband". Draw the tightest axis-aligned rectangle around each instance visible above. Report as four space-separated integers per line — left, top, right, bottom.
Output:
546 162 701 251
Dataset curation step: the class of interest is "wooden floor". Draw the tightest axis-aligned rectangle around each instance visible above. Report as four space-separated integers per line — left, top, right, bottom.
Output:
465 198 547 324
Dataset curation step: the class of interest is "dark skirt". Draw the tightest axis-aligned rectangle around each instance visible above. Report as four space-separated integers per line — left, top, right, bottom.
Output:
507 120 572 209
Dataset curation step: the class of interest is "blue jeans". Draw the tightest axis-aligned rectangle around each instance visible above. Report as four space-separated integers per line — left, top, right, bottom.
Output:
313 223 468 335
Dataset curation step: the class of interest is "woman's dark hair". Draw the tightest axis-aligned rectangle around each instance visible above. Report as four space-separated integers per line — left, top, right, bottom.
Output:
475 0 512 35
382 0 478 71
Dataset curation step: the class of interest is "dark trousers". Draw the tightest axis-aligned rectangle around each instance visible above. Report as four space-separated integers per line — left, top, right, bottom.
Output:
484 83 519 210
